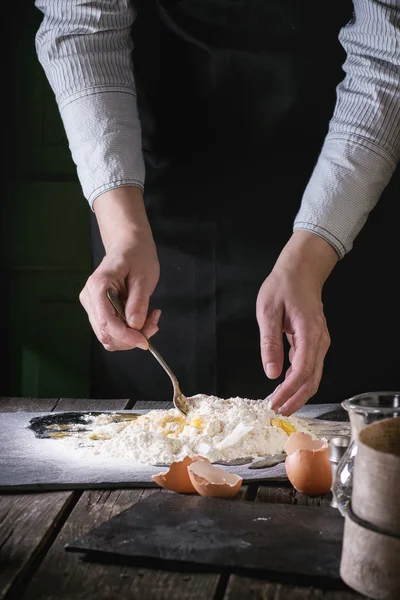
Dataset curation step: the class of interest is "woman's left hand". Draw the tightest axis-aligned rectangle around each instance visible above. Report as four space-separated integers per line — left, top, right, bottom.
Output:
256 230 339 415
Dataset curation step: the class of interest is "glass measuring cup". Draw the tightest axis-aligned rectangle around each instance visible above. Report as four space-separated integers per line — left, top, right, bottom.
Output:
331 391 400 517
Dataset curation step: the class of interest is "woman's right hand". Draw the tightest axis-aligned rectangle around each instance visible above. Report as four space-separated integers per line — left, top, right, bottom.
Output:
79 186 161 352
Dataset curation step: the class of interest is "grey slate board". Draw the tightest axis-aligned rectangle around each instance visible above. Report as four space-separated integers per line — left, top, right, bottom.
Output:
65 494 344 582
0 403 349 491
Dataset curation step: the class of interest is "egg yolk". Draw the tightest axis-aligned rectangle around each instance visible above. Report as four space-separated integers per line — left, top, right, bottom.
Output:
190 417 204 430
271 418 296 436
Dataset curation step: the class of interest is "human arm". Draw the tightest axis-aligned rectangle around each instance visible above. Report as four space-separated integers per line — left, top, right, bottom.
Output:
258 0 400 414
80 186 160 351
257 231 337 415
294 0 400 256
35 0 160 349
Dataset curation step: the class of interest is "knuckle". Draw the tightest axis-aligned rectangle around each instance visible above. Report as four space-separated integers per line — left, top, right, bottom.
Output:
300 366 313 383
86 274 97 290
98 331 112 346
129 292 149 308
87 273 109 294
257 303 279 322
260 334 282 353
98 317 108 329
305 324 320 341
79 290 86 307
322 330 331 349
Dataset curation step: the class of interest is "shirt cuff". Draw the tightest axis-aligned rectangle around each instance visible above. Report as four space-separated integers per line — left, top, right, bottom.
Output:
293 135 396 259
59 88 145 209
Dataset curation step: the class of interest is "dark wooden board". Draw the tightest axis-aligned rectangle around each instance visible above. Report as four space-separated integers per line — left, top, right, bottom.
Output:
223 574 364 599
256 483 333 507
0 491 75 600
66 494 344 582
0 397 59 412
54 398 131 412
134 400 173 410
22 489 221 600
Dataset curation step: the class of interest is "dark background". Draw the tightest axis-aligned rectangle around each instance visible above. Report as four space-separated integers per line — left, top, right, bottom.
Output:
2 2 399 404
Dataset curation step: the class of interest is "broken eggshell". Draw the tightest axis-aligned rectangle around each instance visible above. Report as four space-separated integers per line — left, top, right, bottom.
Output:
284 432 332 497
187 459 243 498
152 455 209 494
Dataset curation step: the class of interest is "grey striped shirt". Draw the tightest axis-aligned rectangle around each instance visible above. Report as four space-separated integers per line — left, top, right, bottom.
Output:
35 0 400 258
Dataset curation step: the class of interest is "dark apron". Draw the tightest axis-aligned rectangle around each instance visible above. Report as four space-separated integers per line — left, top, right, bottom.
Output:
91 0 354 403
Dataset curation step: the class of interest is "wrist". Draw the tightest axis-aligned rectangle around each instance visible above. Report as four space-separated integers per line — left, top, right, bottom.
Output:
93 186 153 252
275 230 339 288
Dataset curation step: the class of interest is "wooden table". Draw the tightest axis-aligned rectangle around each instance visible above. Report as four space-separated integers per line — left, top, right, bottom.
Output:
0 397 365 600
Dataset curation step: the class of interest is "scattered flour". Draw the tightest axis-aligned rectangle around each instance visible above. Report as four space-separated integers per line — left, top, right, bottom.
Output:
55 394 315 465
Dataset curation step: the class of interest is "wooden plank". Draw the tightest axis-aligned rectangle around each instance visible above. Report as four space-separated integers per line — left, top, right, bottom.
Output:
0 398 58 412
255 483 332 508
23 488 221 600
0 398 131 600
233 485 251 501
301 419 351 439
223 575 364 599
0 492 75 600
54 398 130 412
134 400 173 410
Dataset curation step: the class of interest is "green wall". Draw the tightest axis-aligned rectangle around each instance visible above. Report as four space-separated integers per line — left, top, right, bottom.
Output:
2 5 92 398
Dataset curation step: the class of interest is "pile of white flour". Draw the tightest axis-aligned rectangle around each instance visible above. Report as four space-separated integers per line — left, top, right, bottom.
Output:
54 395 314 465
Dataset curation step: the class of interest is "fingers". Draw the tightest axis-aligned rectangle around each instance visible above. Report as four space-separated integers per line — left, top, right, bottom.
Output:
258 306 285 380
286 333 294 364
125 289 150 330
142 309 162 339
98 307 161 352
81 284 149 351
79 242 161 352
269 346 316 413
269 320 330 415
80 277 161 351
277 341 327 416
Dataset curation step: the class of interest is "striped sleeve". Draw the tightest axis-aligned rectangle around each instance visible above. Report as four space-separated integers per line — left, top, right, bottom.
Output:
294 0 400 258
34 0 145 208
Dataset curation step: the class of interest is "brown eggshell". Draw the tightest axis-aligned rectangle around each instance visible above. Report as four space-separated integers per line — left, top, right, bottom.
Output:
284 432 332 497
187 460 243 498
152 455 210 494
285 431 327 455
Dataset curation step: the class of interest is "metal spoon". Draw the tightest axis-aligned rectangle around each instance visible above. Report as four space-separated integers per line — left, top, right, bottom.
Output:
106 288 190 416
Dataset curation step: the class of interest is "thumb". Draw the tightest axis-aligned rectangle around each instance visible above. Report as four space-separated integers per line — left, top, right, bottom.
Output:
258 309 284 379
125 278 151 331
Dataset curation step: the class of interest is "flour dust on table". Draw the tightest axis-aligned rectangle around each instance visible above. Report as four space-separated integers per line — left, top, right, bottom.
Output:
50 395 317 465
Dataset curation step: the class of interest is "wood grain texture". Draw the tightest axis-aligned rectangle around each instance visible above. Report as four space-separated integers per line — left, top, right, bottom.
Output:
0 492 75 600
255 484 332 508
301 419 351 439
0 398 58 412
54 399 130 412
133 400 173 410
223 575 365 599
22 489 221 600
